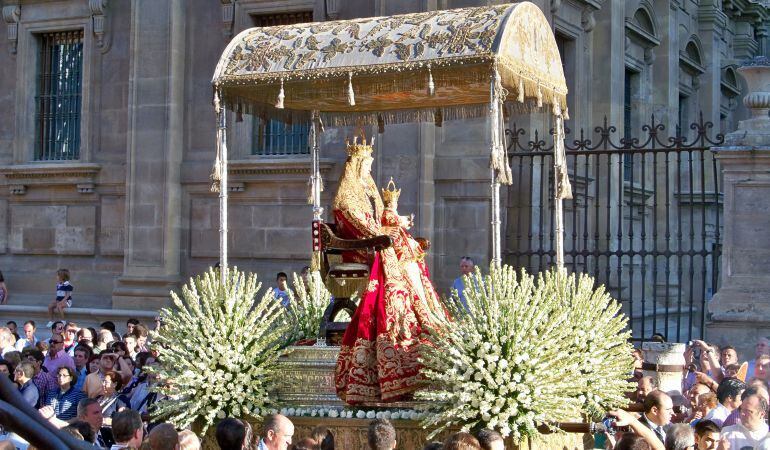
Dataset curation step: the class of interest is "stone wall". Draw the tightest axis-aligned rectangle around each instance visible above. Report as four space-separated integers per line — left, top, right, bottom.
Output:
0 0 767 313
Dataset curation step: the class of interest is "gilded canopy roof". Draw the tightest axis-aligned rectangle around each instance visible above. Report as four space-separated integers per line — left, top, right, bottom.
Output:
212 2 567 124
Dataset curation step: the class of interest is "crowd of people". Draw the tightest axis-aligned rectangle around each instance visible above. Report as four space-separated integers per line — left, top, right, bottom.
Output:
2 265 769 449
606 336 770 450
0 318 193 449
210 413 504 450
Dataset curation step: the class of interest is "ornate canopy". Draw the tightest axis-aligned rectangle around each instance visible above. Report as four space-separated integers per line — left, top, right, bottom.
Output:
211 2 567 125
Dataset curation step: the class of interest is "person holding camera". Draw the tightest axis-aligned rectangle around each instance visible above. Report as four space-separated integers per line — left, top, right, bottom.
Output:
604 409 665 450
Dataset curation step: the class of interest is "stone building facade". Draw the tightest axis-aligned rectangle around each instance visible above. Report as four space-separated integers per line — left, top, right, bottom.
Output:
0 0 767 317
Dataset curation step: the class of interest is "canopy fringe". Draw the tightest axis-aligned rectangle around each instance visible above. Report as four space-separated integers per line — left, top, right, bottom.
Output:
219 60 567 118
222 95 549 127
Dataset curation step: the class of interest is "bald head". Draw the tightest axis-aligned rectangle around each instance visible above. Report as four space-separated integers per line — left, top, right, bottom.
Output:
262 414 294 450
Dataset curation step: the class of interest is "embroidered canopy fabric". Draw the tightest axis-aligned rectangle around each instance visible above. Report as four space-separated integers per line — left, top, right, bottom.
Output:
211 2 567 125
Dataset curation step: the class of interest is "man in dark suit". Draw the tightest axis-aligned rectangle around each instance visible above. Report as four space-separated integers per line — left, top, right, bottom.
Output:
638 390 674 443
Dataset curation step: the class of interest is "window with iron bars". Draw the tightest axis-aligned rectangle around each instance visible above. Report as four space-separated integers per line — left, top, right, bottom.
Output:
35 30 83 161
251 11 313 156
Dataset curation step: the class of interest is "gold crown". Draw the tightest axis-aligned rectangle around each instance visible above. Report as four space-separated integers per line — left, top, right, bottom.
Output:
382 177 401 204
346 135 375 158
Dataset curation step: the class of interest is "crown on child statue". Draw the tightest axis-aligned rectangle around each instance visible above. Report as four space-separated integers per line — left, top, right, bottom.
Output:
382 177 401 204
346 134 375 158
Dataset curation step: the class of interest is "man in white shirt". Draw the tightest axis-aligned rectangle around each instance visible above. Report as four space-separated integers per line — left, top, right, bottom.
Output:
705 377 746 427
14 321 38 351
721 394 768 449
257 414 294 450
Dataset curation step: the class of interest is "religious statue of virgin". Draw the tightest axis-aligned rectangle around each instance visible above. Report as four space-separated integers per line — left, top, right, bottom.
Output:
333 135 449 404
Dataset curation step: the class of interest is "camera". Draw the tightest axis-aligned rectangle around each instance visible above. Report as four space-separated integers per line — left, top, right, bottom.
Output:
598 417 630 435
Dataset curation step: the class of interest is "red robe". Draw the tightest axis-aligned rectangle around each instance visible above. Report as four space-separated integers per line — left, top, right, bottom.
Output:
334 184 447 403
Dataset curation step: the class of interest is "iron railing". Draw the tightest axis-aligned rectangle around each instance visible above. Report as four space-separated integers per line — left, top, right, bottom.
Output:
505 113 724 342
35 30 83 161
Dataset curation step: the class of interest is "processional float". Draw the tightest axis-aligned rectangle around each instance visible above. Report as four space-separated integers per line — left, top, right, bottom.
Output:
210 1 572 283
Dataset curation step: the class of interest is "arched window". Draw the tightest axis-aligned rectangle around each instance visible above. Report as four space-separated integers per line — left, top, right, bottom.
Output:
633 9 656 37
685 41 702 66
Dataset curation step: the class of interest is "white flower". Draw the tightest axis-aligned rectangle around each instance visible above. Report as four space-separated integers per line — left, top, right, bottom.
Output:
216 410 226 419
329 410 339 418
366 411 376 419
415 266 635 442
356 411 366 419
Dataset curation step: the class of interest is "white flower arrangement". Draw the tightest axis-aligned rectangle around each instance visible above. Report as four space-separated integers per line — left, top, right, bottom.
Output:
417 266 634 442
149 267 290 433
284 270 333 342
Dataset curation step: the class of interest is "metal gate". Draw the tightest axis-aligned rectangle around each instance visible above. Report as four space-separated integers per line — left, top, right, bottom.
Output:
504 113 724 342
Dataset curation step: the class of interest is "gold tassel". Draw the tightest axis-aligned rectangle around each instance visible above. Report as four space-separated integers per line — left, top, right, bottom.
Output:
210 153 221 193
427 64 435 96
434 108 443 127
564 106 570 121
537 84 543 108
518 78 524 103
347 72 355 106
275 79 285 109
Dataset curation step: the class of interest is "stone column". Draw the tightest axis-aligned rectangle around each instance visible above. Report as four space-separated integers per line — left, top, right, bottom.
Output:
707 57 770 355
112 0 185 309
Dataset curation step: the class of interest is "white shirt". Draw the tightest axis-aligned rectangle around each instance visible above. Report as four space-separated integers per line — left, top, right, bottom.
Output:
14 337 38 351
722 422 769 450
704 403 730 426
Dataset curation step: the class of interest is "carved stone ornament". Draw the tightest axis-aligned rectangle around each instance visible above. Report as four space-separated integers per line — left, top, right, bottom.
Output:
0 163 101 195
89 0 108 50
221 0 235 39
581 8 595 32
2 4 20 54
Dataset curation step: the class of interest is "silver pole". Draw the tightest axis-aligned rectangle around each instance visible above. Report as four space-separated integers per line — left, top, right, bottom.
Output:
554 113 566 272
217 99 229 284
489 73 502 266
310 110 323 221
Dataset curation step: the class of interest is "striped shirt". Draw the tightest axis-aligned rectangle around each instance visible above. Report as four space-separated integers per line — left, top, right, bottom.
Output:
32 370 57 408
45 386 86 421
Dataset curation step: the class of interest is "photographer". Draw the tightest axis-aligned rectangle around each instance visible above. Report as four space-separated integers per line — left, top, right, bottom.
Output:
605 409 665 450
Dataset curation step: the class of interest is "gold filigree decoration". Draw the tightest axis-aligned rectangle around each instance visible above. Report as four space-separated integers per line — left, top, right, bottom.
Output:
223 5 508 78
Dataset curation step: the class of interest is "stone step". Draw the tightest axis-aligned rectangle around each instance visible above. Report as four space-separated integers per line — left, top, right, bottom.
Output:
3 293 110 309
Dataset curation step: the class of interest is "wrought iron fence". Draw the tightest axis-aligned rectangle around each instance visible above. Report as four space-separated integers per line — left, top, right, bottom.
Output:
505 113 724 342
